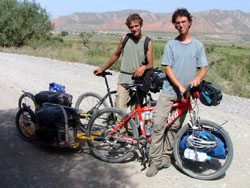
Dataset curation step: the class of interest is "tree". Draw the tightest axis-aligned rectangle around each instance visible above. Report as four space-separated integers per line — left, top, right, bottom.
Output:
60 31 69 37
79 31 94 49
0 0 54 47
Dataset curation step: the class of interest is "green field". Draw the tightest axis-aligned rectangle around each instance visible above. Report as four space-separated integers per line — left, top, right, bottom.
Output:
1 32 249 98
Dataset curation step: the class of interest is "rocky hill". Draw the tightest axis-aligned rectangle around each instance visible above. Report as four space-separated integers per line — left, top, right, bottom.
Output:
52 9 250 35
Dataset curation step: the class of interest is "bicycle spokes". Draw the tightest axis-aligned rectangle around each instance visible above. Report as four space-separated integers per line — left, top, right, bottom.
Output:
87 108 138 162
174 120 233 180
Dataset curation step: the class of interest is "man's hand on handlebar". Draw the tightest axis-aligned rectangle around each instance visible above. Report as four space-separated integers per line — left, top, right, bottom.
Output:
94 68 104 75
183 77 202 99
183 84 201 100
190 77 201 88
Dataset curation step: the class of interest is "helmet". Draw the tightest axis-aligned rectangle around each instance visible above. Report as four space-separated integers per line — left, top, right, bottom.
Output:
186 131 217 150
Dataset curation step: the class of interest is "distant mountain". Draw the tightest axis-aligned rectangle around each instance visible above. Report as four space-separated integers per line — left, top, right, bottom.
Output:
51 9 250 35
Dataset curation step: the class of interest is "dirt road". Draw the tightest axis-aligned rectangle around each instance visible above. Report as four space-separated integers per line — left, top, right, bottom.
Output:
0 52 249 188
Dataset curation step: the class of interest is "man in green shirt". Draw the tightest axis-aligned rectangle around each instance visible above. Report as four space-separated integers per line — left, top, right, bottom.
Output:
94 13 153 112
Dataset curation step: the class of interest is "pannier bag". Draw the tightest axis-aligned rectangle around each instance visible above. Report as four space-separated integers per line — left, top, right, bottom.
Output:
36 104 80 146
133 68 166 94
35 91 73 107
180 131 227 159
49 82 65 92
148 68 166 93
199 80 223 106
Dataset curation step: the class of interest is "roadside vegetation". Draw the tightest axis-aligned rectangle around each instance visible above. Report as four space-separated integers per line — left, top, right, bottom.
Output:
0 0 249 98
1 33 249 98
0 0 53 47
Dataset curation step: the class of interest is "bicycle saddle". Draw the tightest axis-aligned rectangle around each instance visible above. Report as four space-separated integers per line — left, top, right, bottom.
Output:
121 83 143 90
95 71 112 77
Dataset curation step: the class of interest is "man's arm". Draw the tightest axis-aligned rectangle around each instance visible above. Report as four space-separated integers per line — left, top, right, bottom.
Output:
190 66 207 88
94 35 125 74
134 40 154 77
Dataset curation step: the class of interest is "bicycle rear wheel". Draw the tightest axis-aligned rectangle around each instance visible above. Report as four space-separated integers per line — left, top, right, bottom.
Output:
174 120 233 180
15 108 36 141
87 107 139 163
75 92 109 127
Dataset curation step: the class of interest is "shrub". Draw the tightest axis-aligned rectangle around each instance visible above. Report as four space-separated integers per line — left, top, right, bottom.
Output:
50 36 64 43
0 0 54 47
60 31 69 37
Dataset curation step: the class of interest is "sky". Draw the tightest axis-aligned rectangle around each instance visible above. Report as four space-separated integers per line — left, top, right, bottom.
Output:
34 0 250 18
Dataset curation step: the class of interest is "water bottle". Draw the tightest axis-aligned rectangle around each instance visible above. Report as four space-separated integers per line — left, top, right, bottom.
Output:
184 148 211 162
144 111 152 136
141 112 145 120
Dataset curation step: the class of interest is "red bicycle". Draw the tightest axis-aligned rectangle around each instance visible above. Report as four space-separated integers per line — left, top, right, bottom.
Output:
86 83 233 180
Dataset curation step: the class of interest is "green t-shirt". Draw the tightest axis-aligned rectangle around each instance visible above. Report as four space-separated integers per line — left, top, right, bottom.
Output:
118 36 146 84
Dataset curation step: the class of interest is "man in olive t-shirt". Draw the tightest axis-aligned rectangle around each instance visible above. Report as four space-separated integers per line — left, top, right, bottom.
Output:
94 13 153 113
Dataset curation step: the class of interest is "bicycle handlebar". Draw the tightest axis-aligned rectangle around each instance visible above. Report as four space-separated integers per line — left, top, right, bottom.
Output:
183 85 200 99
183 85 191 99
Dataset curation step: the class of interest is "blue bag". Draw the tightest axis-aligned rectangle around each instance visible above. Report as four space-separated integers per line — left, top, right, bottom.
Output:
49 82 65 92
180 131 227 159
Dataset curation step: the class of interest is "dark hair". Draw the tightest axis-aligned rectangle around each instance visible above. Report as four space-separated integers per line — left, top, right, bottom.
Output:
172 8 192 24
126 13 143 27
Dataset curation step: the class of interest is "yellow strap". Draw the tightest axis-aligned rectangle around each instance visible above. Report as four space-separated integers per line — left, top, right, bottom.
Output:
20 124 33 136
77 136 94 141
77 132 102 141
72 143 80 149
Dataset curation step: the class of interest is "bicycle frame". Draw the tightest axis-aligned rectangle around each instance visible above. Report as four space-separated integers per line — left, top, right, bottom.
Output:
109 98 193 145
93 90 116 110
76 71 116 117
102 72 116 107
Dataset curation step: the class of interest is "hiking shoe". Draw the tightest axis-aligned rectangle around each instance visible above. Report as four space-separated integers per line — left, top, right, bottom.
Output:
160 157 171 169
146 163 159 177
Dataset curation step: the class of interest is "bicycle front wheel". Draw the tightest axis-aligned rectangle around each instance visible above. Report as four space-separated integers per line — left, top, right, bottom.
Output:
15 108 36 141
75 92 109 127
87 107 139 163
174 120 233 180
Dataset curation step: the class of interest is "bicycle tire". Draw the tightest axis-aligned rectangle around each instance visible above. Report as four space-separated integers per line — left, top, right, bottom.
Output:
173 120 233 180
15 108 36 141
18 92 36 111
75 92 109 127
87 107 139 163
75 92 109 109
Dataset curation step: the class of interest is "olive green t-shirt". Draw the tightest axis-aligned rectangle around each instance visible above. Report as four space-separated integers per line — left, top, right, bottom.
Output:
118 36 146 84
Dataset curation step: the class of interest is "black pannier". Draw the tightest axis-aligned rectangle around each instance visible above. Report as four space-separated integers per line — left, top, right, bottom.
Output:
133 68 166 94
199 80 223 106
148 68 166 93
35 91 73 107
36 104 80 146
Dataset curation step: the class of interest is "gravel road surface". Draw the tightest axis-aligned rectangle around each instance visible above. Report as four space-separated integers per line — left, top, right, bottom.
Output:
0 52 250 188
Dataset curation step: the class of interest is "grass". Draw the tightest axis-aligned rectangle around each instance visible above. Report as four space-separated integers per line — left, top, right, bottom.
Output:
205 44 250 98
0 33 249 98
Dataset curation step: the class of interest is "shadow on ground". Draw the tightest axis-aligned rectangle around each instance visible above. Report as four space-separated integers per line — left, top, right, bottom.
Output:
0 108 137 188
